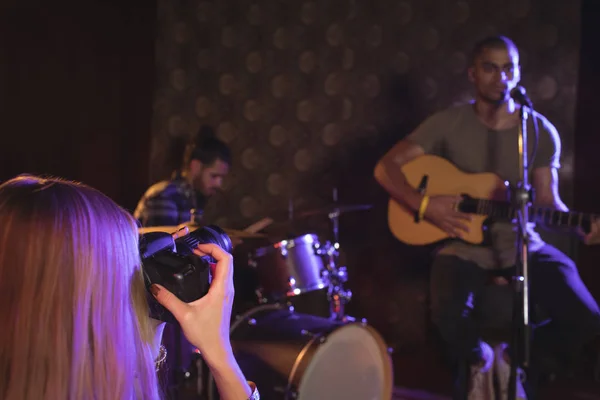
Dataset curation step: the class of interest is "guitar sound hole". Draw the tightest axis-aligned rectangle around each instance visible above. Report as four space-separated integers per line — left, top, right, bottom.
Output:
458 195 477 214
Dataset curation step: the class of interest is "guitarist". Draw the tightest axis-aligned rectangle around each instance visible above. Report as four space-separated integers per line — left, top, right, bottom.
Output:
374 35 600 400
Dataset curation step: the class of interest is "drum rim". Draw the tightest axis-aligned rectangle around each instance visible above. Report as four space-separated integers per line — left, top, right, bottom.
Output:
286 328 324 397
229 302 288 334
284 282 327 297
253 233 320 256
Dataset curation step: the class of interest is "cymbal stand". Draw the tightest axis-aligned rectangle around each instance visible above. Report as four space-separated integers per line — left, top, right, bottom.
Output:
331 187 340 246
322 187 352 321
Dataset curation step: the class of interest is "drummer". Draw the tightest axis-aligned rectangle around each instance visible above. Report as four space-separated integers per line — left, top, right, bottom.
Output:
133 125 231 398
134 124 230 227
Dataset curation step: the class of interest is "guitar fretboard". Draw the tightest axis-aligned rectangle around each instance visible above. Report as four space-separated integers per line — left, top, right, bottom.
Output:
459 197 596 232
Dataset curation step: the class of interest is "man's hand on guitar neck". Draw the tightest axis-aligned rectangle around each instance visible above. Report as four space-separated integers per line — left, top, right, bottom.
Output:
423 195 472 238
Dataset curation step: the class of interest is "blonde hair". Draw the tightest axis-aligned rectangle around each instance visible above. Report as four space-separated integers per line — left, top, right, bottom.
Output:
0 175 160 399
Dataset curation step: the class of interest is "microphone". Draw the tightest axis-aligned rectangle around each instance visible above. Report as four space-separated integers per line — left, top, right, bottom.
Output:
510 85 533 108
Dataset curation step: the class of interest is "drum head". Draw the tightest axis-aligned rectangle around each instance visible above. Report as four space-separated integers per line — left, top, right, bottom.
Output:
296 323 393 400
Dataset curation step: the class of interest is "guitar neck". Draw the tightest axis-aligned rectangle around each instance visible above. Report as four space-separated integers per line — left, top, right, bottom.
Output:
461 197 596 232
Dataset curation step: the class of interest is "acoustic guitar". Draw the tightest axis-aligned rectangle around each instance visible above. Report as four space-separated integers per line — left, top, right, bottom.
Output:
387 154 595 246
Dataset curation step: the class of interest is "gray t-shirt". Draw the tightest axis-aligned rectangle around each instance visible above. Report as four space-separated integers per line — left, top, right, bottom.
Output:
407 102 562 269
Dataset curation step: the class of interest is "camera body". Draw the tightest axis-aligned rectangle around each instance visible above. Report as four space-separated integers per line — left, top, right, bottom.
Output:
140 225 233 324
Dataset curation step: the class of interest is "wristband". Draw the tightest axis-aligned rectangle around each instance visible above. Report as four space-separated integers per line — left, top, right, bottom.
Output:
417 195 430 222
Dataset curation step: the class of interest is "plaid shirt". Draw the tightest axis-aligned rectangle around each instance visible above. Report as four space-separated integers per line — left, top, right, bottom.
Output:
133 176 206 227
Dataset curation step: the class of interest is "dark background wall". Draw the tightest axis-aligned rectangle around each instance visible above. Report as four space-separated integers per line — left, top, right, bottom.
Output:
0 0 156 211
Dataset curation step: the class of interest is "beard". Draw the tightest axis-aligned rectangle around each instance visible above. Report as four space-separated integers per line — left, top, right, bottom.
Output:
478 88 509 106
191 176 210 197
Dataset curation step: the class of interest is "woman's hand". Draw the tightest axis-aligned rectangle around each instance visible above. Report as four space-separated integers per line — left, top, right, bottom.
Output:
150 243 253 400
149 243 235 365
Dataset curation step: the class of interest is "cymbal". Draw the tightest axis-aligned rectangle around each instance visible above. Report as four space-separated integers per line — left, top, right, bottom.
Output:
297 203 373 218
222 228 266 239
259 220 312 236
138 225 266 239
138 225 190 235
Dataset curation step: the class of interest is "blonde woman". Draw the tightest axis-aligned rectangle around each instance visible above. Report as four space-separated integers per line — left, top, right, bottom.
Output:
0 175 258 400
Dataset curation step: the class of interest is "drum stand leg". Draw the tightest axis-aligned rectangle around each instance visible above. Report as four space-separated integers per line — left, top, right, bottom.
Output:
328 286 354 322
323 248 353 321
329 290 342 320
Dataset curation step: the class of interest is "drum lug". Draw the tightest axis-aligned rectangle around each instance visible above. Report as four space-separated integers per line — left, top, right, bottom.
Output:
247 318 257 326
301 330 326 343
335 265 348 283
300 329 317 338
255 288 267 303
287 276 298 294
314 242 324 255
274 386 298 399
284 302 296 313
341 315 355 323
336 287 352 303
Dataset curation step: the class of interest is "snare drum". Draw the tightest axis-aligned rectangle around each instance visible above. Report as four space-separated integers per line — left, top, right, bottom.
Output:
205 304 393 400
250 234 328 299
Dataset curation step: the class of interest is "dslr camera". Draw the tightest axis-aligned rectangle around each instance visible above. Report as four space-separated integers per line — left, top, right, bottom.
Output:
139 225 233 324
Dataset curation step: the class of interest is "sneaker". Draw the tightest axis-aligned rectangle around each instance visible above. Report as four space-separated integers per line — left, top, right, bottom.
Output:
468 341 495 400
494 342 527 400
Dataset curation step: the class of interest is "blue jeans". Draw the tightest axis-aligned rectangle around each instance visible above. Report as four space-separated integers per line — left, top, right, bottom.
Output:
430 244 600 399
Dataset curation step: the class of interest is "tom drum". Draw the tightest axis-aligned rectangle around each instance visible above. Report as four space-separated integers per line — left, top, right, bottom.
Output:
250 234 329 300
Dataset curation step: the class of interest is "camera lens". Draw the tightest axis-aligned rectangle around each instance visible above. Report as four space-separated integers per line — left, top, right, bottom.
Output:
174 224 233 258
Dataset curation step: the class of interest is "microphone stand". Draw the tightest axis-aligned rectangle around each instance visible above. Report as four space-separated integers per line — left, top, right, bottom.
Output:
509 102 532 400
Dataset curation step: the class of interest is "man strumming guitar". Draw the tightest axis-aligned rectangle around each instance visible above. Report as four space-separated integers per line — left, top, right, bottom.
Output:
374 35 600 400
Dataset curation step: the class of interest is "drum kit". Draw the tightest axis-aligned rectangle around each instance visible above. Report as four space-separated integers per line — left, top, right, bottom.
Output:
142 196 394 400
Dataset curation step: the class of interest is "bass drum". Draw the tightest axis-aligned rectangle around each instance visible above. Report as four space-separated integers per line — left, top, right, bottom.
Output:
207 304 393 400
